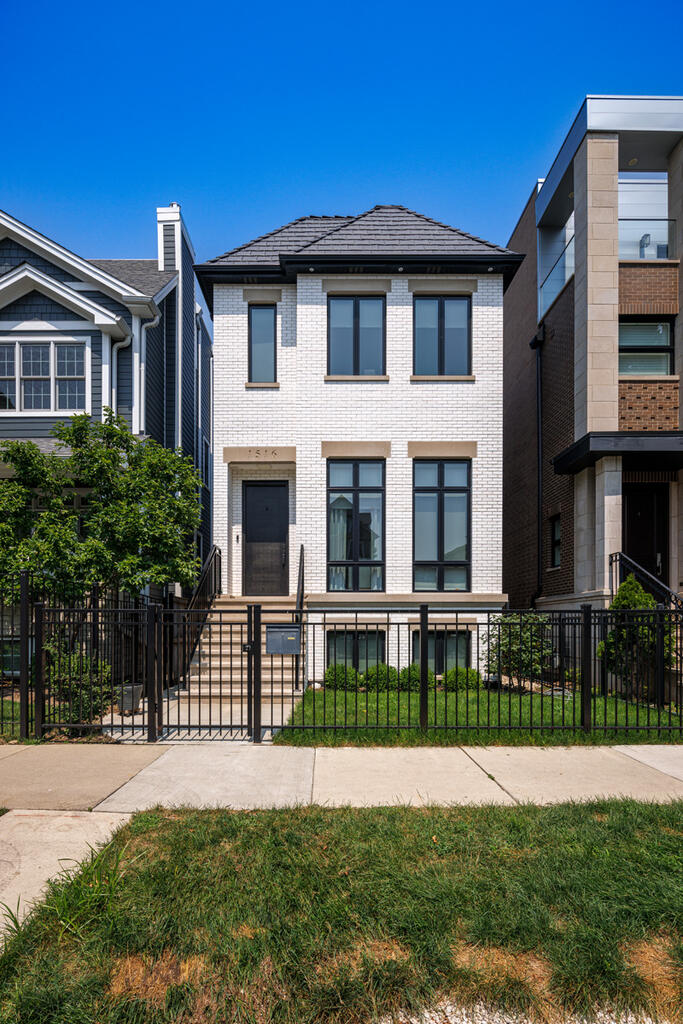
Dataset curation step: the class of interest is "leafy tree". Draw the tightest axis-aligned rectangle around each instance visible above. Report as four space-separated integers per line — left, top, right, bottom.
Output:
0 410 201 598
484 612 553 687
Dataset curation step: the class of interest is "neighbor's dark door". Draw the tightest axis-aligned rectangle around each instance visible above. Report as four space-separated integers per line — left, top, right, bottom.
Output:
243 482 289 595
622 483 669 586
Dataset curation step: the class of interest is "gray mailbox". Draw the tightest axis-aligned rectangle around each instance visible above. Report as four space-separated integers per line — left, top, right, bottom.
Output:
265 624 301 656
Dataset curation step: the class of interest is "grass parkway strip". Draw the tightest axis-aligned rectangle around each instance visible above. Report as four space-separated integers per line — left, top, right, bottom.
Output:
0 800 682 1023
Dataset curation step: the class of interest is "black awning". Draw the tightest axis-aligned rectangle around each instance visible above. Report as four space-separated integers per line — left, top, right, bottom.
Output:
553 431 683 474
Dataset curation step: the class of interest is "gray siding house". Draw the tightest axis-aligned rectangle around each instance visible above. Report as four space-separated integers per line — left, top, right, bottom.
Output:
0 203 213 556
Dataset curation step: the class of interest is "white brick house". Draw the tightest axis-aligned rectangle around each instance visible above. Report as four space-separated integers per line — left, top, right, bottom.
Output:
196 206 521 666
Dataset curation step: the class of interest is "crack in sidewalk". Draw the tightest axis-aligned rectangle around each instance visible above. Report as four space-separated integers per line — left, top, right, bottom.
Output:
459 747 520 804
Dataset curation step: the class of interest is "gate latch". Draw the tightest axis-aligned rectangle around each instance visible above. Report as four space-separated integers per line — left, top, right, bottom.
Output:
242 642 253 654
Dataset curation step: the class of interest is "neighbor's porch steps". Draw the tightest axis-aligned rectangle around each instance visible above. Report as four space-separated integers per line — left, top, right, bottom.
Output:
184 596 302 698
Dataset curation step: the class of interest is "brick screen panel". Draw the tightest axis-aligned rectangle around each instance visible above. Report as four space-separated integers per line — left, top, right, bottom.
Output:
619 379 679 430
540 279 575 598
619 262 679 315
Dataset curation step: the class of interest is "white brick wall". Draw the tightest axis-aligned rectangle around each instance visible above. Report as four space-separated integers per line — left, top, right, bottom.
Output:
212 274 504 603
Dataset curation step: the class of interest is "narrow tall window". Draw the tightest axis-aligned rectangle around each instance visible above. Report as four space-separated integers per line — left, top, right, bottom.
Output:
413 460 470 591
248 305 276 383
56 344 85 410
328 296 385 375
550 515 561 568
414 296 470 376
21 344 50 410
619 322 673 375
0 344 16 410
327 460 384 591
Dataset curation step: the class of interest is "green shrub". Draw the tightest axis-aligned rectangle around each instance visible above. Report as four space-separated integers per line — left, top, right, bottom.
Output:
597 574 674 701
443 666 481 691
398 662 435 691
484 612 553 686
324 662 358 690
363 663 399 691
44 635 112 730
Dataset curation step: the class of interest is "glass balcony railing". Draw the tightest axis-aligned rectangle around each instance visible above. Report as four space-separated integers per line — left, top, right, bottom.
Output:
539 235 575 316
618 219 675 260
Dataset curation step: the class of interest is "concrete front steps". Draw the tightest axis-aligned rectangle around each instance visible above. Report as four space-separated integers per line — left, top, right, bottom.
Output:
184 596 303 698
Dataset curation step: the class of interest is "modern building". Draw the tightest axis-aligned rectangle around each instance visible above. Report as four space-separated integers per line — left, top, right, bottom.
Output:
0 203 213 556
195 204 521 668
504 96 683 609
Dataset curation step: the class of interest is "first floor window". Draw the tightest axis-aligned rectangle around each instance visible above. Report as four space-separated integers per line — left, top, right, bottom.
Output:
414 296 471 376
327 459 384 591
411 630 470 677
0 339 87 413
327 630 385 672
328 296 385 375
413 460 470 591
619 321 673 375
248 304 276 382
550 515 561 568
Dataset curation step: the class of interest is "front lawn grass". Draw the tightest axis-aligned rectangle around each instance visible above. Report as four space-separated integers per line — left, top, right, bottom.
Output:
1 802 682 1023
0 698 20 739
275 687 683 746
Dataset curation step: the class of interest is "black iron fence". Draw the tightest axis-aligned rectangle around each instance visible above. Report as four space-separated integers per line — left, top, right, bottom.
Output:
3 597 683 741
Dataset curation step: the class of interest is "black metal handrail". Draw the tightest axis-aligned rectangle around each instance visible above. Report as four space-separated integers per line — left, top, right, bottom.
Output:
187 545 222 613
609 551 683 611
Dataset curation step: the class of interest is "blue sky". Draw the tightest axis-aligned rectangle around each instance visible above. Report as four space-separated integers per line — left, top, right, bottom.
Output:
2 0 682 270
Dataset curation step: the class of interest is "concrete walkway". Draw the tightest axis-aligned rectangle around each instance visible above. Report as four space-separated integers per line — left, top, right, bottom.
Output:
1 742 682 934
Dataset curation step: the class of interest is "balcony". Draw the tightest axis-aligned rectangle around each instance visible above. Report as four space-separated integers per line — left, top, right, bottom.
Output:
539 235 574 317
618 219 675 261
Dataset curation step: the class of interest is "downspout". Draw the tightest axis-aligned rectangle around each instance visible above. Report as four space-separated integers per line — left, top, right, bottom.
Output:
110 332 132 417
529 323 545 606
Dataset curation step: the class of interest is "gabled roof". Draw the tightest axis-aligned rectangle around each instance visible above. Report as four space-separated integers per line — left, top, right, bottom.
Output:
0 263 129 338
88 259 177 297
207 215 353 266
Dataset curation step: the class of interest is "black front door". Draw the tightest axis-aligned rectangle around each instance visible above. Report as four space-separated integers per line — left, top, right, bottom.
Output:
622 483 669 586
243 482 289 595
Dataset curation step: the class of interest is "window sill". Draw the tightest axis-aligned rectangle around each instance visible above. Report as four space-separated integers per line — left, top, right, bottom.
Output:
0 408 88 417
324 375 389 382
244 382 280 389
619 375 679 382
410 375 475 382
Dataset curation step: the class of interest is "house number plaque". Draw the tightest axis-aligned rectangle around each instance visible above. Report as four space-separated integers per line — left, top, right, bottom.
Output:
223 445 296 464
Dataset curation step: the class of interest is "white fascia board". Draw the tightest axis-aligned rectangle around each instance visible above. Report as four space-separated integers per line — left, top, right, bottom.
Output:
0 208 148 301
0 264 129 339
152 275 178 305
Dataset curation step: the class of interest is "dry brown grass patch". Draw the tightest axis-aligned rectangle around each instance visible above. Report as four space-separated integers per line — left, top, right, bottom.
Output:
624 935 682 1022
316 937 410 979
454 944 555 1018
227 955 289 1023
109 951 207 1007
231 923 265 940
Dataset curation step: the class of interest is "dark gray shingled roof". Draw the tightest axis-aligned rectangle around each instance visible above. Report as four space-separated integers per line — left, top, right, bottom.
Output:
88 259 177 296
208 205 513 266
207 215 353 266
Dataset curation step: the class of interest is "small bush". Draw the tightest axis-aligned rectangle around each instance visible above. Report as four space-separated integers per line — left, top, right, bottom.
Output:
363 663 399 691
443 666 481 691
44 635 112 730
324 662 358 690
398 662 435 691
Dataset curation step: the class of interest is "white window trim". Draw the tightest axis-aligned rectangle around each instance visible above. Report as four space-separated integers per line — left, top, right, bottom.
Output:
0 335 92 417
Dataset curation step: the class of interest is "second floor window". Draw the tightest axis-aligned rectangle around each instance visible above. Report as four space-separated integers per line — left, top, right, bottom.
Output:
328 296 385 375
0 340 86 413
328 459 384 591
414 296 471 376
248 305 276 382
619 321 673 375
413 460 470 591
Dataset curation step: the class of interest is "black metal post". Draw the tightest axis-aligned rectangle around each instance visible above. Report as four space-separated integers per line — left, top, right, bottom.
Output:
419 603 429 731
253 604 262 743
246 605 253 738
19 570 30 740
656 604 666 709
34 603 44 740
146 605 158 742
156 606 164 734
91 582 100 661
581 603 592 733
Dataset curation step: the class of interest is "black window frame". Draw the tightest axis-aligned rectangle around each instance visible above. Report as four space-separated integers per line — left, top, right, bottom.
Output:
248 303 277 383
326 629 386 672
549 515 561 569
327 458 385 592
413 459 471 592
411 629 471 676
326 295 386 376
412 295 472 376
618 317 674 376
